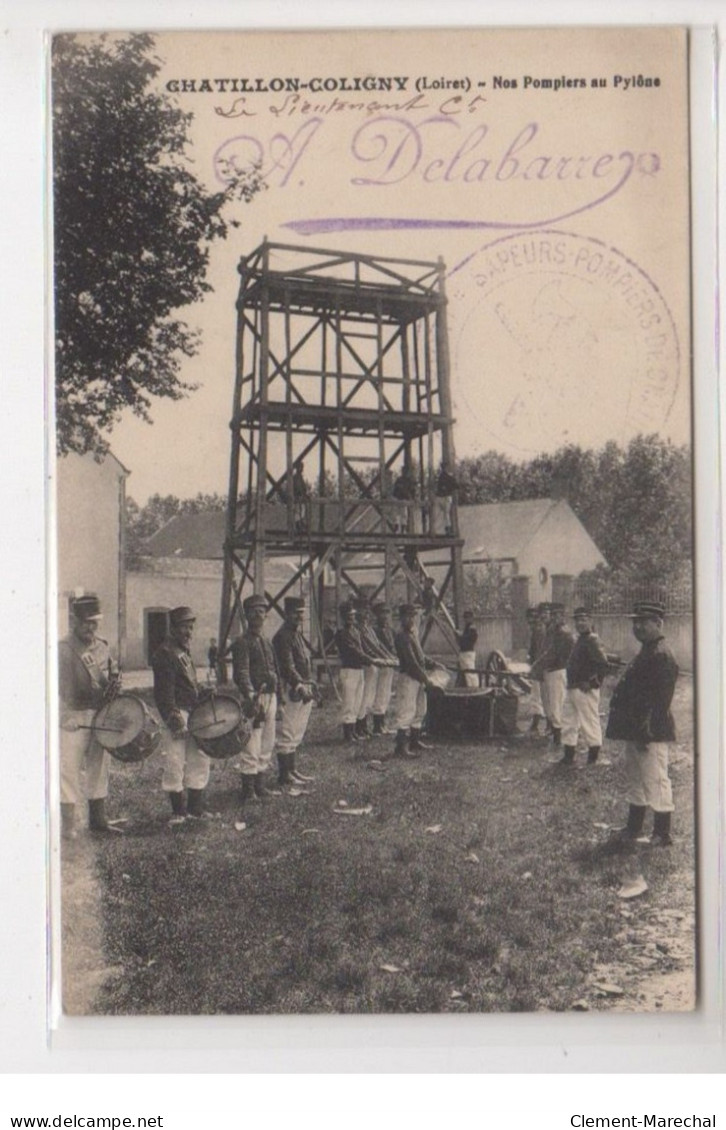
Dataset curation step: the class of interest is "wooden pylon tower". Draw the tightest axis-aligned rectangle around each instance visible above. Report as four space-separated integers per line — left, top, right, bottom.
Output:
218 239 464 658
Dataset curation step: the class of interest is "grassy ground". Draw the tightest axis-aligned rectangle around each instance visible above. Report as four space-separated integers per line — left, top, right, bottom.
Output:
63 679 695 1015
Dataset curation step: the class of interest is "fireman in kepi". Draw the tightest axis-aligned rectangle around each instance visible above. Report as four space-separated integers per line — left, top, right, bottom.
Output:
605 600 679 846
58 594 124 839
152 606 210 823
231 594 282 806
272 595 316 791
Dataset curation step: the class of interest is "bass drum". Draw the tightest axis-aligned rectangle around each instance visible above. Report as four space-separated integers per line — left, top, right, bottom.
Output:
92 694 162 764
188 693 252 759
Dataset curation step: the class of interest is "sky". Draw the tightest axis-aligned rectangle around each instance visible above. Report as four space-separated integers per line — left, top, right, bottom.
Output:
87 26 692 503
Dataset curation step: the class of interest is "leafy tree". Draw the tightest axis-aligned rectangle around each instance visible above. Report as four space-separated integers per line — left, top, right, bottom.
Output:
53 33 264 454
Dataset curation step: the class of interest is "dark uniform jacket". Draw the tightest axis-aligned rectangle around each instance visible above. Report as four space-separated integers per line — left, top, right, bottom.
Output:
374 621 396 656
152 638 200 728
457 625 478 652
606 636 678 744
359 620 393 662
566 630 609 690
395 628 435 684
335 624 371 669
231 632 281 701
543 624 575 672
273 623 313 692
59 634 115 712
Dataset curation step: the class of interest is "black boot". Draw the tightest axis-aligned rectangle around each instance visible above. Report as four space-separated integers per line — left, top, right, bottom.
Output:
240 773 258 806
529 715 542 734
372 714 385 735
277 753 293 786
559 744 576 765
651 811 673 846
552 727 562 748
289 751 314 784
587 746 601 764
392 728 418 759
168 790 187 820
343 722 359 743
355 717 371 740
88 798 123 835
410 727 433 750
254 772 280 799
610 804 647 844
187 788 206 819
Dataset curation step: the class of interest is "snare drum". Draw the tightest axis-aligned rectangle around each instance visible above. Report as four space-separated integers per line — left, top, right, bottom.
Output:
92 694 162 764
188 694 252 759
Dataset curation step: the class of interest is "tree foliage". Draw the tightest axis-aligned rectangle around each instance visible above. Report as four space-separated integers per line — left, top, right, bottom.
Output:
53 33 264 454
457 436 691 586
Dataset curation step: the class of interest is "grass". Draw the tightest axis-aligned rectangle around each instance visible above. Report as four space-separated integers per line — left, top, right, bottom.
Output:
69 680 695 1015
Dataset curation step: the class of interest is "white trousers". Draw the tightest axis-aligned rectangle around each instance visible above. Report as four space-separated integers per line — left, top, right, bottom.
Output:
529 679 546 719
358 665 379 720
562 687 602 748
544 669 567 729
458 651 478 688
393 673 427 731
624 741 674 812
372 666 395 715
59 710 110 804
161 710 210 792
276 697 313 754
240 693 277 775
340 668 365 725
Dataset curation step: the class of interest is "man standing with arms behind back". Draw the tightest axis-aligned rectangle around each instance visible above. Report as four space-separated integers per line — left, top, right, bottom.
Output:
231 594 282 806
559 605 610 766
273 595 316 791
152 605 210 824
606 600 679 846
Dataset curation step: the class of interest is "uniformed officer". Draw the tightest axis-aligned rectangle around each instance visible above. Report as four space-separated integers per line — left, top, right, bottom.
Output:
152 606 210 823
371 602 397 734
231 595 282 805
354 596 395 739
273 596 316 791
559 606 610 766
58 594 123 839
335 602 373 746
541 602 575 747
391 602 441 758
606 600 679 845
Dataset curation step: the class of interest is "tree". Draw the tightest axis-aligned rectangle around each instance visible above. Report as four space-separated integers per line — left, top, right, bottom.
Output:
53 33 264 454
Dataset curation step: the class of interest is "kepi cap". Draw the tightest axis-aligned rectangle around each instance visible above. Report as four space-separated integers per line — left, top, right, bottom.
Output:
169 606 195 626
71 594 102 621
284 596 306 613
398 602 422 617
573 605 591 617
629 600 666 620
243 594 268 614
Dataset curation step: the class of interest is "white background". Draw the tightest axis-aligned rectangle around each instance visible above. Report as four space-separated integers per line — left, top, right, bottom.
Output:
0 0 723 1113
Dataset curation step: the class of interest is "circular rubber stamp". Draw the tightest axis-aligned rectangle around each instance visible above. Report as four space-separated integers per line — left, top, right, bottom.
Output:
449 230 681 455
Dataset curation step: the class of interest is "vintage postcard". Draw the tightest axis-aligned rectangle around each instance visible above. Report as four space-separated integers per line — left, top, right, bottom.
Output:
50 26 696 1019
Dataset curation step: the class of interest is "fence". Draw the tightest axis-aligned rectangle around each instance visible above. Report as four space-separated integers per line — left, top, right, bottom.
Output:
572 578 692 614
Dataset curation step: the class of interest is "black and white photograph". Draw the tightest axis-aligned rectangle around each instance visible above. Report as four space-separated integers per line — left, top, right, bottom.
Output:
50 24 700 1022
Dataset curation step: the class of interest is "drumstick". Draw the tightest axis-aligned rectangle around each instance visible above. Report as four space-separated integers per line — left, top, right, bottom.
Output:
77 724 125 732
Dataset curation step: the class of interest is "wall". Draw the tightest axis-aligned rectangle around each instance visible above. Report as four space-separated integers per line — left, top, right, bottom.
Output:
56 453 125 652
593 613 694 673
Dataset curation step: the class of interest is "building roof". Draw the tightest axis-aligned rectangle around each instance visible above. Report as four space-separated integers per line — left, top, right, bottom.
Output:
145 512 227 559
457 498 563 561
